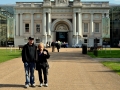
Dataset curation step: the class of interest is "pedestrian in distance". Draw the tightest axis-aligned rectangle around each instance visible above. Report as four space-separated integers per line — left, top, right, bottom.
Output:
36 42 50 87
55 41 61 52
22 37 38 88
51 41 55 52
48 41 51 48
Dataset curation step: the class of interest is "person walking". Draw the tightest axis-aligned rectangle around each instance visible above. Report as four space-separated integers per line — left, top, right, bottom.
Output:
36 42 50 87
22 37 37 88
55 40 61 52
51 41 55 52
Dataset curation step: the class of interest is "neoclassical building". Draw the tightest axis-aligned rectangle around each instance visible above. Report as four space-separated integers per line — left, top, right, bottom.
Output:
14 0 110 47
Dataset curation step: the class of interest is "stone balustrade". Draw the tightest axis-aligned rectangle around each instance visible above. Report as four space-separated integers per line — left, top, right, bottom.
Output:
82 2 109 7
16 1 109 8
16 2 43 7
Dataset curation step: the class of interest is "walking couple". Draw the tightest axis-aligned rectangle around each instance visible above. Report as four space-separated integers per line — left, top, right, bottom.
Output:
22 37 50 88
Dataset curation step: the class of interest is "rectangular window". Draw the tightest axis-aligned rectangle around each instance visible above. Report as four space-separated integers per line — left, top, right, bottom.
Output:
36 39 40 43
84 23 88 32
25 24 29 32
83 35 87 37
95 23 99 32
36 24 40 33
94 39 100 43
84 39 88 43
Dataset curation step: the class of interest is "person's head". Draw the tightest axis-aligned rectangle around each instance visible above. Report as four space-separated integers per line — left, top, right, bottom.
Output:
28 37 34 45
38 42 44 51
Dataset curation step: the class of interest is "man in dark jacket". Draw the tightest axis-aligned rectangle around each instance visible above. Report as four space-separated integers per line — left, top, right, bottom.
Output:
22 37 37 88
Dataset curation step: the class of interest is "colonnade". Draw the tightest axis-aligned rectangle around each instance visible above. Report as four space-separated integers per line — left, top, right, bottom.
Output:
73 12 82 36
73 12 94 36
15 12 51 36
43 12 51 35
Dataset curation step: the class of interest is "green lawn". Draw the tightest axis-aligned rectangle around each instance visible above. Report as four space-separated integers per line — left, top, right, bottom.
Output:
102 61 120 75
0 49 22 63
87 49 120 58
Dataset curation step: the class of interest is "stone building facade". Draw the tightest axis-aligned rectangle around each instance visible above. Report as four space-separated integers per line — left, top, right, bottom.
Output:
14 0 110 47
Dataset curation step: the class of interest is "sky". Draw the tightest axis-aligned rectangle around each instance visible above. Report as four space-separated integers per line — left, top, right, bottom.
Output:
0 0 120 5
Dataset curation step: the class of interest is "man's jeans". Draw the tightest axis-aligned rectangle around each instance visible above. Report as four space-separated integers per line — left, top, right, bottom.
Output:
24 62 35 85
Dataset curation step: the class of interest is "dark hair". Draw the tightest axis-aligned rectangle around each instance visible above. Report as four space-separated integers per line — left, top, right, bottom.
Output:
28 37 34 40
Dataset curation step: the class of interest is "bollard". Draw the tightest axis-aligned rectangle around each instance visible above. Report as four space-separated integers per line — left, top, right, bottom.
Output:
93 49 98 57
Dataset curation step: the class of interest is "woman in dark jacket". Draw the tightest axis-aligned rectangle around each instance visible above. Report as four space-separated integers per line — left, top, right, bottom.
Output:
36 42 50 87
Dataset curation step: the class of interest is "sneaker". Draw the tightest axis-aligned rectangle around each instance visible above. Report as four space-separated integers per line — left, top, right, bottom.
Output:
44 83 48 87
24 84 29 88
31 84 36 87
39 83 43 87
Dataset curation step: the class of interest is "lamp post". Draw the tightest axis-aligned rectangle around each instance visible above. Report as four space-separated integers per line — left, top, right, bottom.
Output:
94 38 98 56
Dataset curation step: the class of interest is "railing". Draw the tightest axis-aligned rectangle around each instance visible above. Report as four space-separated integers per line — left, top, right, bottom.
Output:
16 2 43 7
82 2 109 7
16 1 109 8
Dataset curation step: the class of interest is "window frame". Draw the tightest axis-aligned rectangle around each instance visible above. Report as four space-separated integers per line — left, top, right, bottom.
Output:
94 23 99 33
84 23 88 33
94 38 100 43
82 20 90 33
36 39 40 43
25 23 29 32
36 24 40 33
84 39 88 43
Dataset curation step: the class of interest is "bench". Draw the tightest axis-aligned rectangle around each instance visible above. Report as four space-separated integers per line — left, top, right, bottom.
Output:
97 46 103 50
18 45 24 50
88 46 103 52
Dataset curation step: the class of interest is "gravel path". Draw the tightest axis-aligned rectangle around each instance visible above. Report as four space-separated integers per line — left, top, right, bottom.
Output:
0 48 120 90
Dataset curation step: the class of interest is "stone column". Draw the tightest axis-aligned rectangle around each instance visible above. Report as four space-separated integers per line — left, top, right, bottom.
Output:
73 12 76 35
31 13 34 36
90 13 94 36
45 32 47 47
102 13 105 18
102 13 104 40
106 13 109 18
15 13 19 36
13 17 15 40
48 12 51 35
78 12 82 36
20 13 23 36
43 12 46 35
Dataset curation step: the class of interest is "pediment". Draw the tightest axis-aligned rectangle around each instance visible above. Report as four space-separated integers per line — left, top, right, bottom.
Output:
55 0 69 6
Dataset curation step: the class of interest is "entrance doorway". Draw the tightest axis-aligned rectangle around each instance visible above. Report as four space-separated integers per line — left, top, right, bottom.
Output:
56 32 68 42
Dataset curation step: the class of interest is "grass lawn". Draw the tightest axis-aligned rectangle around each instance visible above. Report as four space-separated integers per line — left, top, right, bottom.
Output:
102 61 120 75
0 49 22 63
87 48 120 75
87 49 120 58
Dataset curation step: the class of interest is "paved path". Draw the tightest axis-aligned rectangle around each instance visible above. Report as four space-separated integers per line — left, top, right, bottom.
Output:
0 48 120 90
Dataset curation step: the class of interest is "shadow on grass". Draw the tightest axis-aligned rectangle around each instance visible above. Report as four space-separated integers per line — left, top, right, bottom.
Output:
91 70 120 75
7 54 21 57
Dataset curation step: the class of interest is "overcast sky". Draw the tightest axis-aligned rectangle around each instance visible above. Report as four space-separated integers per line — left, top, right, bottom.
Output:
0 0 120 4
